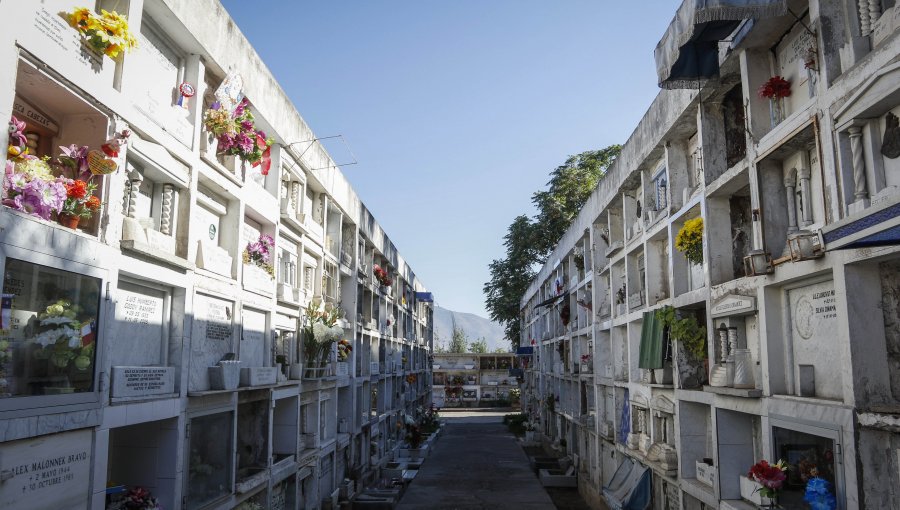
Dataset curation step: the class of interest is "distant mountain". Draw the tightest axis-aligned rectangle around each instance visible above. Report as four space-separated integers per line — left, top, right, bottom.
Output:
433 305 510 352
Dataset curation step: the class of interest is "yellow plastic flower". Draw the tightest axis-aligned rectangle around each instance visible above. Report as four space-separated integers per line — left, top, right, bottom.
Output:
675 217 704 265
67 8 96 31
65 7 136 58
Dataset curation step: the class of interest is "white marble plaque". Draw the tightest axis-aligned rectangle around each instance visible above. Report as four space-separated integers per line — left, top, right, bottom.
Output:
240 308 267 367
111 366 175 397
0 429 92 510
240 367 277 386
711 294 756 318
23 3 114 83
243 264 274 295
196 241 233 277
189 294 235 391
110 282 166 367
788 280 841 399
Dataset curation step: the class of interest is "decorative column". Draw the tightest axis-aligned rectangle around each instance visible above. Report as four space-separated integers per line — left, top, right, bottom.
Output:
709 326 729 387
848 126 869 207
160 184 175 235
725 327 738 387
797 166 813 228
868 0 882 31
125 170 143 219
859 0 872 35
291 181 300 215
784 168 798 234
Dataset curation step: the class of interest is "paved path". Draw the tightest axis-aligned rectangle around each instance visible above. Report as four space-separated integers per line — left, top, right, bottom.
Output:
396 410 556 510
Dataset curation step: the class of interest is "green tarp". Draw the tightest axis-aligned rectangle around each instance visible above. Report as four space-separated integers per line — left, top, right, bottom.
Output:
638 310 664 369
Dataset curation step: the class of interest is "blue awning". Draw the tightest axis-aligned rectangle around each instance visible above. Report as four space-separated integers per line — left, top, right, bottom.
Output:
414 292 434 302
821 200 900 250
655 0 787 89
515 346 533 356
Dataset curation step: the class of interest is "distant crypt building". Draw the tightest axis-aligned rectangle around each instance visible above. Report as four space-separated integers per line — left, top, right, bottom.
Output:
0 1 434 509
520 1 900 509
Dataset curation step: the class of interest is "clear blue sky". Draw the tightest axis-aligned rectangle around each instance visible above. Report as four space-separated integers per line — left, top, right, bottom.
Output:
221 1 681 317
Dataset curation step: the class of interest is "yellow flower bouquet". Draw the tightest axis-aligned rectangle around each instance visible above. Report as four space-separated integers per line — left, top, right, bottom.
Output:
66 7 137 58
675 217 704 265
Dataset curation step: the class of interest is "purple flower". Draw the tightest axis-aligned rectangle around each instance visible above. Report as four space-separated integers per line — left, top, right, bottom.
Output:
218 133 235 151
260 234 274 247
240 120 254 132
210 101 221 111
58 145 90 179
7 172 27 192
235 133 254 153
233 97 249 118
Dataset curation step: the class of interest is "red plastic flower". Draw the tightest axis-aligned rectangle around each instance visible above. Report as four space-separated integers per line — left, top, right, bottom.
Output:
749 459 788 493
85 195 101 211
758 76 791 100
66 180 88 200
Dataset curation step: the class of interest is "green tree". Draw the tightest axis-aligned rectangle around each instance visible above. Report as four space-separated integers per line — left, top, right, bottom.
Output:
492 346 510 353
448 326 468 353
484 146 621 350
470 337 488 354
530 146 622 259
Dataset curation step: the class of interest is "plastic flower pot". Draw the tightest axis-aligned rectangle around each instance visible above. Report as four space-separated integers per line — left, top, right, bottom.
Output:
58 212 80 229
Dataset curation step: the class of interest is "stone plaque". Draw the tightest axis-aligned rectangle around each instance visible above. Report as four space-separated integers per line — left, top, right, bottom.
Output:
111 366 175 397
189 294 235 391
111 282 166 367
788 280 840 399
240 308 267 367
0 429 92 510
239 367 277 387
711 294 756 318
204 298 232 343
24 3 114 82
196 241 233 277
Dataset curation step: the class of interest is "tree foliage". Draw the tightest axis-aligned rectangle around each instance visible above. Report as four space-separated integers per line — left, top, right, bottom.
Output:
470 338 488 354
484 146 621 350
448 326 468 353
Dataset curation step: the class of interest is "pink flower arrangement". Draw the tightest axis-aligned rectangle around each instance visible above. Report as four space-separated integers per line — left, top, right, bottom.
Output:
203 98 273 168
2 157 68 220
243 233 275 277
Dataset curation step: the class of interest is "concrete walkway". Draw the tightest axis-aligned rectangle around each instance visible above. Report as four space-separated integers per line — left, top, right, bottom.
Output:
396 410 556 510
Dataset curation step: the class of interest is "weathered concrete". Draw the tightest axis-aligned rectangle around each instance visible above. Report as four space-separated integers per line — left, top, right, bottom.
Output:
396 411 555 509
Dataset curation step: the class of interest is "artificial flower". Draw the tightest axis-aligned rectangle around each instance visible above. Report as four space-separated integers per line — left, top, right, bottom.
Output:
58 144 90 178
804 477 837 510
675 217 704 265
758 76 791 100
748 459 788 499
243 233 275 276
85 195 101 211
66 7 137 58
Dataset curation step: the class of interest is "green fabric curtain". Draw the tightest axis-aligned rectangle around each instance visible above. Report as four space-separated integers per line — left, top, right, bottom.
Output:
638 311 664 369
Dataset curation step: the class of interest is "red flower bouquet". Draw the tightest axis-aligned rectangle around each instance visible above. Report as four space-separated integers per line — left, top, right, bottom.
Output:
748 459 788 499
61 179 99 219
758 76 791 99
373 264 393 286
